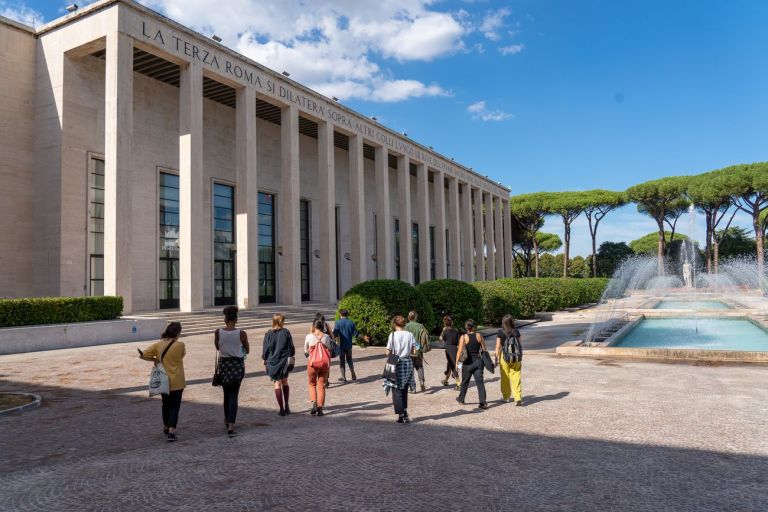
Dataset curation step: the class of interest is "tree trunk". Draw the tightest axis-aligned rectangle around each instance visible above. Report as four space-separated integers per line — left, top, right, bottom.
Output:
591 233 598 278
656 219 666 276
533 237 540 278
563 220 570 278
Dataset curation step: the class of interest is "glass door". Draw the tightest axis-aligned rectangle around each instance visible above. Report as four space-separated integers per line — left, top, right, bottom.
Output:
159 173 180 309
213 183 235 306
258 192 276 303
300 199 311 302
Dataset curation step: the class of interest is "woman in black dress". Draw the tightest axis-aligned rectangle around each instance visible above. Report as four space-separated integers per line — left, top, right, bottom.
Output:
262 313 295 416
439 315 460 390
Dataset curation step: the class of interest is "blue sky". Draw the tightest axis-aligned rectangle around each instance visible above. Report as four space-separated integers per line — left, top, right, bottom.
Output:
4 0 767 255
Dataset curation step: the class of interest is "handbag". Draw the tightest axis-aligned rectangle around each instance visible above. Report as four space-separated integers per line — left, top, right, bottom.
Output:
148 339 176 396
284 356 296 374
212 351 222 387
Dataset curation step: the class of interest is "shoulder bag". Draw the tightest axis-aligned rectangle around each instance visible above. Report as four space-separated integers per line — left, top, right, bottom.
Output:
382 333 399 381
212 350 222 387
148 339 176 396
479 333 496 374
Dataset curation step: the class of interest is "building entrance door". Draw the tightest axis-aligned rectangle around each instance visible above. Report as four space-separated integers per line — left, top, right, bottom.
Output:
213 183 235 306
159 172 180 309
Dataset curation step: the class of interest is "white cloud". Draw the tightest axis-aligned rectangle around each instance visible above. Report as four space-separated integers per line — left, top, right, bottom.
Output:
478 7 511 41
499 43 525 55
468 100 512 121
0 1 42 26
140 0 467 102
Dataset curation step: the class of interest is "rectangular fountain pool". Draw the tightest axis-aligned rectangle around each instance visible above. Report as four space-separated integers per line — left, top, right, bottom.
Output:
614 318 768 351
653 300 729 310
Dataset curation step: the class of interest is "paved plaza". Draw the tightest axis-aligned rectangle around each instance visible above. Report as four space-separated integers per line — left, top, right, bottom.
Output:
1 316 767 511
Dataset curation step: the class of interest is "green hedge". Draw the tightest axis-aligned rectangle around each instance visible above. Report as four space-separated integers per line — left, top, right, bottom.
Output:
472 278 609 325
416 279 483 333
0 296 124 328
337 280 434 346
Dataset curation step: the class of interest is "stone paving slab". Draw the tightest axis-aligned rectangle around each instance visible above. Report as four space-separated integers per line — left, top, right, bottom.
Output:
0 321 767 511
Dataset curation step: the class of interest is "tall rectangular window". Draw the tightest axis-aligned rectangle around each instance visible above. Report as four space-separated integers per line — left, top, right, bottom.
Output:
445 228 450 278
258 192 276 303
159 173 180 309
412 222 420 285
394 217 400 280
213 183 235 306
87 157 105 296
300 199 311 301
335 206 341 299
430 226 436 281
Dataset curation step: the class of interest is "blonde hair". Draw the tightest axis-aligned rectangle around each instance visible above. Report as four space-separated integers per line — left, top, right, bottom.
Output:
272 313 285 329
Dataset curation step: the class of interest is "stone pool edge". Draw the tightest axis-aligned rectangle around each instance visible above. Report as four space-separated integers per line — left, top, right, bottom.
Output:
556 340 768 363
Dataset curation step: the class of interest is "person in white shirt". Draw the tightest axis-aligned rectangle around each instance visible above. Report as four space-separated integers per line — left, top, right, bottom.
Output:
384 315 417 424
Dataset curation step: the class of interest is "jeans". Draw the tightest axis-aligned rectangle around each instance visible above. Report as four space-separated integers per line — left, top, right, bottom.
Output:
458 358 486 404
223 379 243 424
161 389 183 429
392 386 409 415
307 366 329 407
339 348 355 377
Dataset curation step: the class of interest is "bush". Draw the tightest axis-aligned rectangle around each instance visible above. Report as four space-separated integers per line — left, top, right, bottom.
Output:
415 279 483 333
0 296 124 328
337 280 434 346
472 278 609 325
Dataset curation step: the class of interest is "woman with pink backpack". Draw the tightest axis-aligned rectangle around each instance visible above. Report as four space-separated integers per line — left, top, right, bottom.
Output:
304 318 334 416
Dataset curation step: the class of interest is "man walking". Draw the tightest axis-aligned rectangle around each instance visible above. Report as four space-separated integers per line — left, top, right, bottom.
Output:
333 309 366 382
405 310 430 392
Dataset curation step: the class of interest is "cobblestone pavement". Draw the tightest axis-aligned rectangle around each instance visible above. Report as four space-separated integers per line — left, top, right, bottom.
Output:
1 318 767 511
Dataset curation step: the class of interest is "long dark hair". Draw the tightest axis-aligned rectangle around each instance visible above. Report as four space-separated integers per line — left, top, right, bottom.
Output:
162 321 182 340
501 314 516 336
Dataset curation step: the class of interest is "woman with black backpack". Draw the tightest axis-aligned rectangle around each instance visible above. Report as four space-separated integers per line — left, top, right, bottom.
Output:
495 314 523 406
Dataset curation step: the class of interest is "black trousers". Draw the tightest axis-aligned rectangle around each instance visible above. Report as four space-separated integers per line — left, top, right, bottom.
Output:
392 386 409 415
161 389 183 429
339 348 355 376
223 379 243 424
458 358 486 404
444 345 458 379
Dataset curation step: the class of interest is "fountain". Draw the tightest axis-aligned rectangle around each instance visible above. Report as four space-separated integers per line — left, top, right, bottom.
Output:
578 204 768 360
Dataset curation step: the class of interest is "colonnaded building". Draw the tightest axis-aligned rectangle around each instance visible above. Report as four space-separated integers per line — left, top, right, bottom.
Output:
0 0 513 313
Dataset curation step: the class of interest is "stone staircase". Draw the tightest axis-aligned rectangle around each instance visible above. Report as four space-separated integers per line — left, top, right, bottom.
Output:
131 303 338 337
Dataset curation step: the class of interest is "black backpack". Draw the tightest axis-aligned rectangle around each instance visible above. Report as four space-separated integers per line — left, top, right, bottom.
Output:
502 332 522 364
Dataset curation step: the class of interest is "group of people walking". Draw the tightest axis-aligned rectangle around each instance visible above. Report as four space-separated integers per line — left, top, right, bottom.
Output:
139 305 524 439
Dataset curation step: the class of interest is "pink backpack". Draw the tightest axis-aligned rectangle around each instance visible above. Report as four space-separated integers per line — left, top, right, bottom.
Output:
309 336 330 371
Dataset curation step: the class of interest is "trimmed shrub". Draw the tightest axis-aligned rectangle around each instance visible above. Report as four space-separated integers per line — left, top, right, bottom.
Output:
416 279 483 333
0 296 124 328
472 278 609 325
337 279 434 346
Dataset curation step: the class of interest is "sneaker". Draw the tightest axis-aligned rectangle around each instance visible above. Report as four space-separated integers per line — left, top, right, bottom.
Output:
166 432 177 442
279 409 286 417
441 379 449 386
351 371 357 381
338 377 347 382
310 402 318 415
396 415 404 424
316 408 324 417
227 430 236 438
403 412 411 423
479 402 489 410
515 400 523 407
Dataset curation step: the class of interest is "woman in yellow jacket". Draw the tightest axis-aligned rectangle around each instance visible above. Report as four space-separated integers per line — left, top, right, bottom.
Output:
140 322 186 441
495 315 523 406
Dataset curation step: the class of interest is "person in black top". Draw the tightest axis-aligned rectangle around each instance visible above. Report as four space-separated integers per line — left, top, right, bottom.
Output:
439 315 460 389
455 319 488 409
495 314 523 406
262 313 296 416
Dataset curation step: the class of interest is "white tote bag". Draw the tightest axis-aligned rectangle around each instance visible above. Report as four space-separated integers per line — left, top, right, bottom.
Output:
148 363 170 396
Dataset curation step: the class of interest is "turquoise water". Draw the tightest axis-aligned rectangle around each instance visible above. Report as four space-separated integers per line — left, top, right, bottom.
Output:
654 300 729 310
615 318 768 351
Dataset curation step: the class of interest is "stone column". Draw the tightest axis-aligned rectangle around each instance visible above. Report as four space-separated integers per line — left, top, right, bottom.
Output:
279 104 301 305
396 154 413 283
461 184 474 282
448 177 462 280
484 191 496 281
103 32 133 312
503 199 513 278
235 86 258 309
416 163 431 283
494 195 504 279
179 62 204 312
318 121 337 302
473 188 485 281
348 134 366 285
433 170 447 279
375 146 393 279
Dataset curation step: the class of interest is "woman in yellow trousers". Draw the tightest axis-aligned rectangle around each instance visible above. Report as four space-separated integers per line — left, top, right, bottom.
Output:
495 314 523 406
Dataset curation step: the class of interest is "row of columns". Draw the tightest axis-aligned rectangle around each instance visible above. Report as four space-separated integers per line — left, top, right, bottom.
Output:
102 33 514 313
